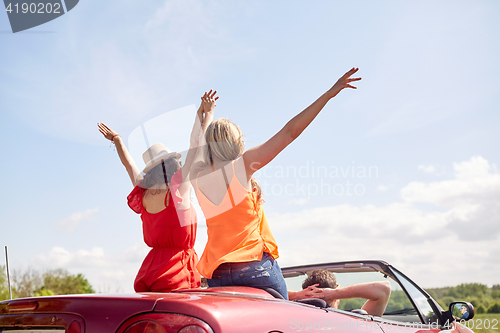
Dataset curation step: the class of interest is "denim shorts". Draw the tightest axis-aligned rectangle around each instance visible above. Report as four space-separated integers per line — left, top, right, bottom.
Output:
207 252 289 300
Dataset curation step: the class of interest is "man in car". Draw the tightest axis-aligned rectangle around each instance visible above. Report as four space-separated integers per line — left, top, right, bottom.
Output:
296 269 391 317
453 305 470 320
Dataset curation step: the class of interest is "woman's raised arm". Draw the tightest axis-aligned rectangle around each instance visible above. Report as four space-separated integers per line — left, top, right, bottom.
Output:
243 67 361 177
181 90 218 179
178 90 218 195
98 123 142 186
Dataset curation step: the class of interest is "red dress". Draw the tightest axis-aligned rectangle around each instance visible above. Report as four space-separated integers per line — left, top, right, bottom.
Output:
127 169 200 292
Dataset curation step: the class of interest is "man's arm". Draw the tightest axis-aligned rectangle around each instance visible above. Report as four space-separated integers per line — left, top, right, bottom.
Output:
288 284 323 300
322 281 391 317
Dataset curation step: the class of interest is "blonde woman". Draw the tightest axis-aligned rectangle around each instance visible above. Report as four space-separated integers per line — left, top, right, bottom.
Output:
191 68 361 299
98 90 218 292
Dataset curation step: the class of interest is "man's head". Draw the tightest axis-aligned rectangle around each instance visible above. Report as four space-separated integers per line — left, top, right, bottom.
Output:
302 269 339 308
302 269 338 289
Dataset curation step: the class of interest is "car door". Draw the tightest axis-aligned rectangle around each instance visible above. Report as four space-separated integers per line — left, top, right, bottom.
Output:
373 267 468 333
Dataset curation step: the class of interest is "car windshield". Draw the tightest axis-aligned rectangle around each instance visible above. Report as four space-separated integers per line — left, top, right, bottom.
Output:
284 269 421 323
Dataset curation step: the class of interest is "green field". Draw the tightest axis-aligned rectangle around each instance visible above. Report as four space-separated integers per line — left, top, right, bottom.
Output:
459 314 500 333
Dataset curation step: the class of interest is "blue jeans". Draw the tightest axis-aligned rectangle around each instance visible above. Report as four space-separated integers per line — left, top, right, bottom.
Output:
207 253 289 300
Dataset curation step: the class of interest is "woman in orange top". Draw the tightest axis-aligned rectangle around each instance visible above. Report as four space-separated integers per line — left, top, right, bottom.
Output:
98 90 218 292
191 68 361 299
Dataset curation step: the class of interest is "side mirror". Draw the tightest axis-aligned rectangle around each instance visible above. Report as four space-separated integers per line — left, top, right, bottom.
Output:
449 301 474 322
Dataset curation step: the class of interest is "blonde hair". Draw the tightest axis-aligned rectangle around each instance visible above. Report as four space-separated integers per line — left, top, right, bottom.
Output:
204 118 263 202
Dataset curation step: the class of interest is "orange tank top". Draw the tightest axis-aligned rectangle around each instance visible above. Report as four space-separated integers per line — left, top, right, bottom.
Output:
195 161 279 278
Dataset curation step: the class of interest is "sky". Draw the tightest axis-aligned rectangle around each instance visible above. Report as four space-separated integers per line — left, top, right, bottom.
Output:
1 0 499 294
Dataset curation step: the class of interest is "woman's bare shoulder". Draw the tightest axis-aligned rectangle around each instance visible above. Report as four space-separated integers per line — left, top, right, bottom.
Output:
190 161 210 180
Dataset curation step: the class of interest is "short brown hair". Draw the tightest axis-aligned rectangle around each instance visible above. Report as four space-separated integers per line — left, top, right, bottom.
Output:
302 269 337 289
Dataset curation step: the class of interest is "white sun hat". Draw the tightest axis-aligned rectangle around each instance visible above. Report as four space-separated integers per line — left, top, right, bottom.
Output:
142 143 181 174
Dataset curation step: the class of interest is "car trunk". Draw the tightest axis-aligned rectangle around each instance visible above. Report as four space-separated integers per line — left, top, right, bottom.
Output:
0 294 159 333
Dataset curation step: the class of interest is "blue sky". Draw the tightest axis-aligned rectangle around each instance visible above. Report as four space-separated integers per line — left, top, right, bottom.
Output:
1 0 499 293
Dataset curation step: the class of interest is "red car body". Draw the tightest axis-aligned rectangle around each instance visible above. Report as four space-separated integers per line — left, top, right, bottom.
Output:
0 260 476 333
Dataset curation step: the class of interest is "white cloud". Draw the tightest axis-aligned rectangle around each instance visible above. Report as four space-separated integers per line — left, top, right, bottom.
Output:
57 208 99 234
272 202 446 245
121 243 150 264
35 246 107 268
402 156 500 207
31 157 500 291
287 198 309 205
377 185 388 191
32 244 151 293
418 164 436 174
272 156 500 287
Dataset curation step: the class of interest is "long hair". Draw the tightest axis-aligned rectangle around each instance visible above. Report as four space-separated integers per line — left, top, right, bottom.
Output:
204 118 263 202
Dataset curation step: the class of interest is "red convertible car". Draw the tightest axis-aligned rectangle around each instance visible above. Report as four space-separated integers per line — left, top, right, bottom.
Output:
0 260 475 332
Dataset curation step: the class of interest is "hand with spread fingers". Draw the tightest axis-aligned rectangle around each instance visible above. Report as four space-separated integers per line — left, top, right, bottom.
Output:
97 122 141 186
197 90 218 126
288 284 325 300
202 90 219 117
327 67 362 98
302 284 325 298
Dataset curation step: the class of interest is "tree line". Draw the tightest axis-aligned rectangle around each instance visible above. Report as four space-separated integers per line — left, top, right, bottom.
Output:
0 265 94 300
2 265 499 314
427 283 500 314
312 283 500 314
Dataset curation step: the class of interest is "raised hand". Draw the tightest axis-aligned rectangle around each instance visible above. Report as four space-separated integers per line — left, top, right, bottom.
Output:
201 89 218 113
98 123 118 141
97 123 141 186
288 284 326 300
327 67 361 98
302 284 325 299
198 90 219 125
